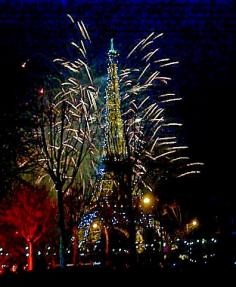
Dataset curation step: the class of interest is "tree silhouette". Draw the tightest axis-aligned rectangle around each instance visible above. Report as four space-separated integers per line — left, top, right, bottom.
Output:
34 52 99 267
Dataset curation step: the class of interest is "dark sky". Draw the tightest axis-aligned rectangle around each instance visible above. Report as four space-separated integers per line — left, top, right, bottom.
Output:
0 0 235 227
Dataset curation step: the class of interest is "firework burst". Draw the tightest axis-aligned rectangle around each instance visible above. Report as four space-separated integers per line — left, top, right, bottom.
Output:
116 31 203 197
53 15 204 200
32 16 203 264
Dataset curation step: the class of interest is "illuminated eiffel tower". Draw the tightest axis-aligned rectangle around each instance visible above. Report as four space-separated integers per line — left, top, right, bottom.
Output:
105 38 126 161
94 39 127 203
87 41 137 263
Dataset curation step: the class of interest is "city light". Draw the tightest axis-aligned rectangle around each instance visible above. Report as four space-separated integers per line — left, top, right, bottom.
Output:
143 196 151 205
186 218 199 233
192 219 198 226
92 222 99 230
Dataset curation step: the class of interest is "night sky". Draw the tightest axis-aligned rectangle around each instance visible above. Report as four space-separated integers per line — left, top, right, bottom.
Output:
0 0 235 231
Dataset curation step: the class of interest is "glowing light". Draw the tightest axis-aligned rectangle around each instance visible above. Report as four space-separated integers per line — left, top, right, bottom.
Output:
38 87 44 96
92 222 99 229
192 220 198 226
143 197 151 205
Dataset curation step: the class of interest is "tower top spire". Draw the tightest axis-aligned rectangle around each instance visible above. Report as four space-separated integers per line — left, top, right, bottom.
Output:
105 39 125 159
108 38 118 58
110 38 114 52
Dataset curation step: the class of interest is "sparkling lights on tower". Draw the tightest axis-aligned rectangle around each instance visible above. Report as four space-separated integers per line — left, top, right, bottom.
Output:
92 39 127 201
105 38 126 160
78 40 131 261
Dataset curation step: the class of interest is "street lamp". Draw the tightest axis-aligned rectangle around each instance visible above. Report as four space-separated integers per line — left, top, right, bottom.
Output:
91 220 109 262
191 219 198 227
92 222 99 230
141 194 159 212
186 218 199 233
142 194 155 208
143 196 151 205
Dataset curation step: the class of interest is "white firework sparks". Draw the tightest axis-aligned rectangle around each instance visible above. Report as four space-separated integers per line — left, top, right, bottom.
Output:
118 31 202 195
35 21 203 221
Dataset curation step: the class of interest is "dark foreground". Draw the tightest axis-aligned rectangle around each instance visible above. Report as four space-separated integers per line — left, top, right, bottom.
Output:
0 265 235 286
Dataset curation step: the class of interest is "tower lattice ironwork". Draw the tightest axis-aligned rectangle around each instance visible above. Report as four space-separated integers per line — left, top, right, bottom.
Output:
92 39 128 202
105 38 126 161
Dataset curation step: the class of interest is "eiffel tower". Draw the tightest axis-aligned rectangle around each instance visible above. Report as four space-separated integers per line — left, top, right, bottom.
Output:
81 39 139 266
105 38 126 161
93 39 127 204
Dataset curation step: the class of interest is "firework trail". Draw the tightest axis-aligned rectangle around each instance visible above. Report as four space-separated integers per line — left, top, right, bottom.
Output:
36 15 203 204
119 32 203 193
32 16 204 256
34 15 101 200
